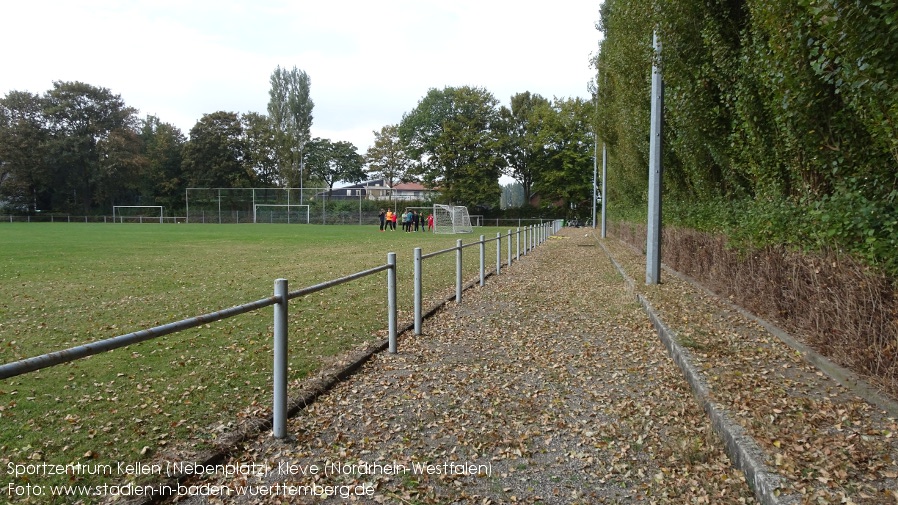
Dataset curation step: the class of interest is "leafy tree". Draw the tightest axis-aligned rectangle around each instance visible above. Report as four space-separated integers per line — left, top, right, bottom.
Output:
182 111 256 188
306 138 365 196
499 92 552 206
365 124 415 201
533 98 594 218
267 66 314 188
241 112 280 186
501 182 525 209
138 115 186 210
93 126 147 209
42 81 138 213
0 91 50 213
399 86 503 210
596 0 898 273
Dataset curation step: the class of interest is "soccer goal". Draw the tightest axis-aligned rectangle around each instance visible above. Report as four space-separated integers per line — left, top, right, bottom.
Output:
433 204 473 234
112 206 164 223
253 204 310 224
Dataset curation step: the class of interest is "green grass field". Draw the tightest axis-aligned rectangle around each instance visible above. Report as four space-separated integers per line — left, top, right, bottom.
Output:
0 223 515 502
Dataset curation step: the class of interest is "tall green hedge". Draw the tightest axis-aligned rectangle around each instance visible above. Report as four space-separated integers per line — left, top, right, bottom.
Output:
596 0 898 275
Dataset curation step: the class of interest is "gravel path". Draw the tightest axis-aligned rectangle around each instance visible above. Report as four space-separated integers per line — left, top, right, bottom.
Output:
169 228 757 504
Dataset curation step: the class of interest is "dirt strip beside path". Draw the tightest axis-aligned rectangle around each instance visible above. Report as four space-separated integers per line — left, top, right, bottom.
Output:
168 229 755 504
600 236 898 504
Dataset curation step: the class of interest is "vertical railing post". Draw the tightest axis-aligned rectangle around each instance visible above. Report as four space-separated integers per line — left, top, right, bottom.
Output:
414 248 422 335
516 227 521 261
496 232 501 275
524 225 532 256
272 278 288 439
507 230 512 267
387 252 397 353
479 235 485 287
456 239 463 303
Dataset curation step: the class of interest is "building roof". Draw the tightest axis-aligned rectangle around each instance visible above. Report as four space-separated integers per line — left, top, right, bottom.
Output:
392 182 428 191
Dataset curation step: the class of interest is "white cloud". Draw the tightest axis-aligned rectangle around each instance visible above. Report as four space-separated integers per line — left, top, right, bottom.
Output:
1 0 601 153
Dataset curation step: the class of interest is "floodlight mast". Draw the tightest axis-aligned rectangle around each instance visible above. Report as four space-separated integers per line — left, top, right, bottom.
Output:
646 31 663 285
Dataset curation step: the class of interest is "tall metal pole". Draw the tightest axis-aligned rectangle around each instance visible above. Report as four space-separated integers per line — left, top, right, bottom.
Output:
646 31 664 285
601 143 608 238
592 38 600 230
592 142 598 229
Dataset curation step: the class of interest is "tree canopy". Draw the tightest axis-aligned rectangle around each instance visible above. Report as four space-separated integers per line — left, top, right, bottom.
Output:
365 124 415 190
306 137 366 195
1 72 594 219
267 66 314 188
399 86 504 210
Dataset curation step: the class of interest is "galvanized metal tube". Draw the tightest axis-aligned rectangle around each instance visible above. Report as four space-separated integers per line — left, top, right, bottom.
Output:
647 31 664 285
496 232 501 275
287 263 390 301
525 226 530 255
456 239 463 303
507 230 512 267
387 252 397 353
421 246 458 260
0 295 278 380
414 248 422 336
601 143 608 238
272 278 289 439
479 235 485 287
516 227 520 261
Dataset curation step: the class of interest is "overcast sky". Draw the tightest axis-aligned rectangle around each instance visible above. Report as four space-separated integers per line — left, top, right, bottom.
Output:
2 0 601 154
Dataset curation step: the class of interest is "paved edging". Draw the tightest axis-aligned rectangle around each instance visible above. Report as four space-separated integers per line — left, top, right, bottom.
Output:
597 237 802 505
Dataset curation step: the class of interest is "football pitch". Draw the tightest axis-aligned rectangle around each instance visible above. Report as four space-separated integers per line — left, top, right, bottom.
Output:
0 223 506 500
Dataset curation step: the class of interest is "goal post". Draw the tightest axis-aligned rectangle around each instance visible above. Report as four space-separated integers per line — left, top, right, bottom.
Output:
433 204 473 234
112 206 164 223
253 204 310 224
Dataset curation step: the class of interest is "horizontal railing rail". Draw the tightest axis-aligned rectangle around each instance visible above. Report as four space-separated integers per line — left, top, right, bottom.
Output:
0 296 279 380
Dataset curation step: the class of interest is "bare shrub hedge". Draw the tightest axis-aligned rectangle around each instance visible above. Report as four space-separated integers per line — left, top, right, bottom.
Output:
610 221 898 398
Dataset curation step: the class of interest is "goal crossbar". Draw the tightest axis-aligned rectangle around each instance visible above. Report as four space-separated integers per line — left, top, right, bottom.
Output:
253 204 310 224
112 206 164 223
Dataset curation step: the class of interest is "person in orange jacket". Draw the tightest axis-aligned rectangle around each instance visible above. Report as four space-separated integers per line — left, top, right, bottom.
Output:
387 209 397 230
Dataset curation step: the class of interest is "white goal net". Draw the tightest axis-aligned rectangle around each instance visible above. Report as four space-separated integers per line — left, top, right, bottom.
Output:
112 206 164 223
433 204 473 234
253 204 310 224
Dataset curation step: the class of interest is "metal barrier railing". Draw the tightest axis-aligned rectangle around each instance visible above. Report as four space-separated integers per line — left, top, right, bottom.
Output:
0 220 563 439
412 221 561 335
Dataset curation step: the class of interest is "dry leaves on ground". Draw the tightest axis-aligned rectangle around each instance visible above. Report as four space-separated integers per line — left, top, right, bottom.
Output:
168 229 755 504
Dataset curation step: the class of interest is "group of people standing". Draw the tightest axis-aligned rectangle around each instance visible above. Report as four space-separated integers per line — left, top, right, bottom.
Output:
378 209 433 233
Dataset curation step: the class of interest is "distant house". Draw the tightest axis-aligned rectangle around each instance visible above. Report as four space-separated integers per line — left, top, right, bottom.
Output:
391 182 433 201
316 179 390 200
318 180 437 201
